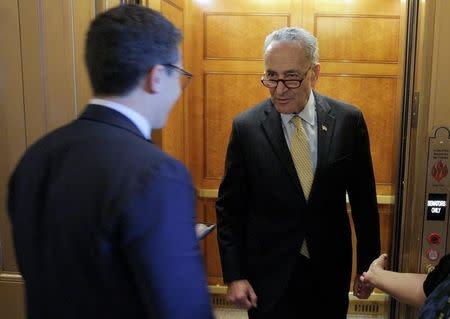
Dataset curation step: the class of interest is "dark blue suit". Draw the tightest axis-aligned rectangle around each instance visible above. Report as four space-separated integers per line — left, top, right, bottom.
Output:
8 104 213 319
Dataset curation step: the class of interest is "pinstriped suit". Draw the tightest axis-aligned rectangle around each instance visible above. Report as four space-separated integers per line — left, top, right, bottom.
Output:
216 91 380 317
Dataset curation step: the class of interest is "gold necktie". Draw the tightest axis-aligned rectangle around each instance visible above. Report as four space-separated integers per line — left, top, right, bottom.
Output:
290 115 314 258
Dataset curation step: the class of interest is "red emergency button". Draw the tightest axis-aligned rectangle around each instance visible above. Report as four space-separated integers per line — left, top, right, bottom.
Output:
427 232 441 245
426 249 440 261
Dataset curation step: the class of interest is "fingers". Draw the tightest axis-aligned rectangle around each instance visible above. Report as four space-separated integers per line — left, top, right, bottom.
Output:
359 272 367 282
353 274 374 299
226 281 258 310
248 286 258 308
357 284 375 299
376 253 388 269
227 292 253 310
229 295 252 310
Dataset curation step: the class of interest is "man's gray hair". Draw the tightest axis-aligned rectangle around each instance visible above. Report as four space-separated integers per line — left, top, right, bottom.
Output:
263 27 319 64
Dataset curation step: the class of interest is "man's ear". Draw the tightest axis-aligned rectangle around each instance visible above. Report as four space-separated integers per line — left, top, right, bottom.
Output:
311 63 320 88
144 65 164 94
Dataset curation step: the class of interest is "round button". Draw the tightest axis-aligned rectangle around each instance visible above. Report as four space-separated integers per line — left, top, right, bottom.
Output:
426 249 440 261
427 232 441 245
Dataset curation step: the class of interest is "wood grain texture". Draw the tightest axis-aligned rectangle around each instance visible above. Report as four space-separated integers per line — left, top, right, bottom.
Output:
160 0 187 163
317 75 398 190
204 73 269 180
315 15 400 63
205 13 289 60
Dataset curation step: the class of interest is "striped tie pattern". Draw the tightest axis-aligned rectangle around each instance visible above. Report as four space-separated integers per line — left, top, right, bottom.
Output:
290 115 314 258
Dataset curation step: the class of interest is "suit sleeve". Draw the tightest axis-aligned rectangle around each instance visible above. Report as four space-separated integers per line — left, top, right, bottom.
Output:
347 112 381 274
120 161 213 319
216 120 249 283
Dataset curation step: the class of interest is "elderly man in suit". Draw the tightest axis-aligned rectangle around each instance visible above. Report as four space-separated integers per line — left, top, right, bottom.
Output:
7 5 212 319
216 27 381 319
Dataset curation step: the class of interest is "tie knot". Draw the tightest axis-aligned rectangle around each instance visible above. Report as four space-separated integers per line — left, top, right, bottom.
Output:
290 115 302 129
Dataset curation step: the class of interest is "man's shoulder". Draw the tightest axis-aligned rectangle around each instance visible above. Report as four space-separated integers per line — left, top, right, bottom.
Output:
234 98 272 123
315 91 361 116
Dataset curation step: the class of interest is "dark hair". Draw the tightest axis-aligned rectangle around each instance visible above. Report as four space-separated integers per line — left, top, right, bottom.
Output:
85 4 181 96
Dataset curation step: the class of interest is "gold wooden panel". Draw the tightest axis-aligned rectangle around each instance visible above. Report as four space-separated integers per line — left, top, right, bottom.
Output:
35 1 77 133
160 98 186 162
162 0 183 29
316 75 398 192
315 15 400 63
429 0 450 130
144 0 161 11
205 13 289 60
204 59 264 74
379 204 394 256
315 0 400 16
0 0 27 275
19 0 48 146
160 0 186 163
320 61 399 76
95 0 121 12
165 0 183 9
0 0 35 317
74 2 95 113
202 200 223 285
193 0 293 13
0 280 25 319
204 73 270 180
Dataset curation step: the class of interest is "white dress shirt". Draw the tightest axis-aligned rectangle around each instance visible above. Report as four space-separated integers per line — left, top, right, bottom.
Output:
89 98 151 139
280 91 318 172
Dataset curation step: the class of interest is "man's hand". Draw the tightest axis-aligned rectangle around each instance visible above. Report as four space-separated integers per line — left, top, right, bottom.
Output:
353 274 374 299
354 253 388 299
226 280 257 310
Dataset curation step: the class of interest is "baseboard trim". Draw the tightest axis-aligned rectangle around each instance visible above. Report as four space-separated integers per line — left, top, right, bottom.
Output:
209 285 388 315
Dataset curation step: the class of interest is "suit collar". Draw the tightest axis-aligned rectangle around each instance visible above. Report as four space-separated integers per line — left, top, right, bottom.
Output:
261 100 304 195
79 104 150 142
312 91 335 188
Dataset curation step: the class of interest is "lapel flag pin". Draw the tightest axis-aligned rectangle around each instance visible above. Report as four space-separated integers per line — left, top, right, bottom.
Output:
321 124 328 131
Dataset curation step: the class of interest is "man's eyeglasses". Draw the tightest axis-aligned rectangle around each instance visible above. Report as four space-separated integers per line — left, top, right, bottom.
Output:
261 67 312 89
162 64 193 89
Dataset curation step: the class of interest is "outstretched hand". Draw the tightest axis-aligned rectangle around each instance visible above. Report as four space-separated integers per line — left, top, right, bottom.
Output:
354 254 388 299
360 253 388 286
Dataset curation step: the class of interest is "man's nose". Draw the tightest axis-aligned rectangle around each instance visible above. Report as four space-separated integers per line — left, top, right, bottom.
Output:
275 81 289 94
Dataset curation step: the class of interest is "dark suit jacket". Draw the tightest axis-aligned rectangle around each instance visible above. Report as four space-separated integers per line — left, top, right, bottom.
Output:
8 105 213 319
216 91 380 311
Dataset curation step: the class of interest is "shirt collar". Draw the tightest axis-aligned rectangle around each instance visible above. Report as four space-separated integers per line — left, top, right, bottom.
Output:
280 90 316 127
89 98 151 139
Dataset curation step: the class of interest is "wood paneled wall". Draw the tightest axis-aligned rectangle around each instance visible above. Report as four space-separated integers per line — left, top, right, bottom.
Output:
0 1 98 317
0 1 188 317
158 0 188 163
188 0 406 286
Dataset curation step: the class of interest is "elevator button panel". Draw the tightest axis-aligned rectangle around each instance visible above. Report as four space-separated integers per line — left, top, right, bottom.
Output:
420 126 450 273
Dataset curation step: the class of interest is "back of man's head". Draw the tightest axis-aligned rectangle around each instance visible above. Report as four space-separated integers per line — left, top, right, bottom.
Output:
85 4 181 97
